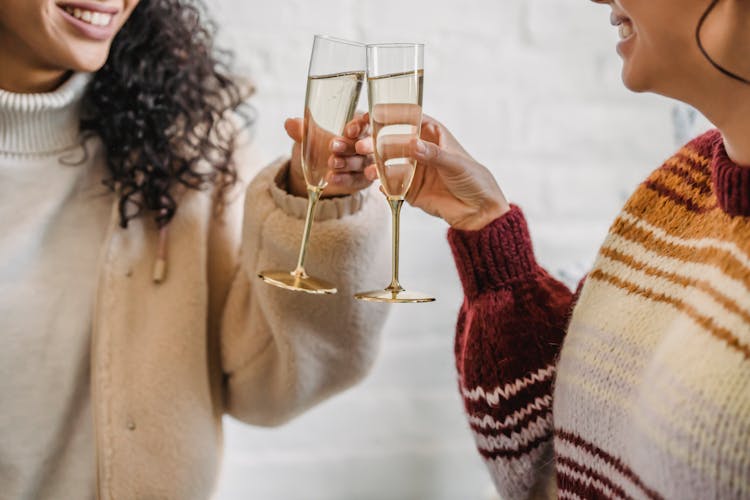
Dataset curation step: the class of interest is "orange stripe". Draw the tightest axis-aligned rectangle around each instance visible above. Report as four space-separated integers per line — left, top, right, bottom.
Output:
609 217 750 284
619 188 750 247
589 269 750 360
659 158 713 196
600 246 750 327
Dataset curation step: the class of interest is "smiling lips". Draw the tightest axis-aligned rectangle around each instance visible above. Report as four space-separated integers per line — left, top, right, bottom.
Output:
610 12 634 40
61 6 113 26
55 2 121 40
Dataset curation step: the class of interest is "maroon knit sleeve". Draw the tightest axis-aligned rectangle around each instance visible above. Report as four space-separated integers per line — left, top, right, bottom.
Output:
448 205 578 499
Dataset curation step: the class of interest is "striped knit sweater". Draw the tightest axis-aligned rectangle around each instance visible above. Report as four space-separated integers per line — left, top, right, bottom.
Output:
447 130 750 500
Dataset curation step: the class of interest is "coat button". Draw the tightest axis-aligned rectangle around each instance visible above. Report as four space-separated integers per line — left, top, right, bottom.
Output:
126 420 136 431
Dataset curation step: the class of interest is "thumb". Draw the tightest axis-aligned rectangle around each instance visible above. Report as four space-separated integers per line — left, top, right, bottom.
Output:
410 138 465 175
284 118 303 143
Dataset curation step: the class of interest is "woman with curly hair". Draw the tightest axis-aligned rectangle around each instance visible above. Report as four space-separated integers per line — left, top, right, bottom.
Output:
0 0 387 498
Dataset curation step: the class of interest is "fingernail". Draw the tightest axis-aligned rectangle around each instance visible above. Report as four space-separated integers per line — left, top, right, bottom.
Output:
414 140 426 156
332 141 346 153
331 174 343 184
333 158 345 169
347 123 358 136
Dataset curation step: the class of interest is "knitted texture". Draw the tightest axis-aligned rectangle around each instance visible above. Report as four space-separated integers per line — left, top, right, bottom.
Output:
448 130 750 500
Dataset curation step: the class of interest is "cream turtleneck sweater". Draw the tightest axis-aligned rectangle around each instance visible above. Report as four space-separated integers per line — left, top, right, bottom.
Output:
0 73 102 499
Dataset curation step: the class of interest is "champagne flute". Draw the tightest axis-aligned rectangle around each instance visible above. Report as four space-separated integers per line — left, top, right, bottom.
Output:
355 43 435 303
258 36 366 294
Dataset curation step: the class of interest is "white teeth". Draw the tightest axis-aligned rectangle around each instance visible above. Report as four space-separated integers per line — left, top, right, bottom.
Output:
62 6 113 26
618 22 634 40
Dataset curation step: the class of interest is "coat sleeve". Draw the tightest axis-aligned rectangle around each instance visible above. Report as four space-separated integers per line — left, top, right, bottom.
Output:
215 130 391 427
448 205 582 500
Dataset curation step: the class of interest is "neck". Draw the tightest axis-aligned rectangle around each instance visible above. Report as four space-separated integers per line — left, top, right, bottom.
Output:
705 86 750 166
0 31 69 93
721 118 750 167
691 0 750 166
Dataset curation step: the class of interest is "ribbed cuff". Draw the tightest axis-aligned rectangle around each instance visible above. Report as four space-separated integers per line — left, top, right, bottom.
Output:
269 160 367 220
447 205 538 298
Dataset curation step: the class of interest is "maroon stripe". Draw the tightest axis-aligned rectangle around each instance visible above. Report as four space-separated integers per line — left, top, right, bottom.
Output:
468 400 552 437
661 164 713 196
557 455 634 500
674 150 711 174
556 429 664 500
643 181 714 213
476 429 551 460
556 468 618 500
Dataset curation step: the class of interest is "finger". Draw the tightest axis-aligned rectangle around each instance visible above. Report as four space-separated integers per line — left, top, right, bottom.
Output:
355 137 374 155
344 115 365 139
374 134 413 159
329 137 357 156
364 164 378 182
410 137 466 174
327 172 372 191
284 118 303 143
370 103 422 125
329 154 367 173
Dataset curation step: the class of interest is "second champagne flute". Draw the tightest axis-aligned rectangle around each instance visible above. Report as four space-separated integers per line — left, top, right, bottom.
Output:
355 43 435 303
258 36 365 294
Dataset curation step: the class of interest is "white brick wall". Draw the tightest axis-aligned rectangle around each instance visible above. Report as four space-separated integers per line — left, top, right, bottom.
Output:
209 1 712 499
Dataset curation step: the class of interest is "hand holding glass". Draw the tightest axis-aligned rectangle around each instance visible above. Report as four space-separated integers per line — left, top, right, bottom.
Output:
258 36 365 294
355 44 435 303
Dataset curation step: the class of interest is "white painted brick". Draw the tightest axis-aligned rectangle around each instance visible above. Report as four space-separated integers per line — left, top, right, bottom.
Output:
207 0 687 498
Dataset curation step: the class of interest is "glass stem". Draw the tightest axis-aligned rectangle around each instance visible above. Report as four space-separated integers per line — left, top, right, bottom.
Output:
386 197 405 293
293 187 322 279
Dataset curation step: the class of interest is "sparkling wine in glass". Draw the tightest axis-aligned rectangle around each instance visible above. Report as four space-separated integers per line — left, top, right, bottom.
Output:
258 36 365 294
355 43 434 303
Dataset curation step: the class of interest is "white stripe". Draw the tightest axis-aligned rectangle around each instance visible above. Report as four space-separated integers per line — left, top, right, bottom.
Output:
461 364 556 405
485 442 553 499
559 491 586 500
473 413 552 452
604 232 750 312
555 436 654 500
596 254 750 342
619 211 750 270
556 463 625 500
468 395 553 430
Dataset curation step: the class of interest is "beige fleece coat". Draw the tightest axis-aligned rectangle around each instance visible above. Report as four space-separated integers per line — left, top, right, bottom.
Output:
91 131 390 499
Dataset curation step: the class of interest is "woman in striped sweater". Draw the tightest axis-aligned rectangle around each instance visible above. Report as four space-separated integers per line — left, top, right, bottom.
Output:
357 0 750 498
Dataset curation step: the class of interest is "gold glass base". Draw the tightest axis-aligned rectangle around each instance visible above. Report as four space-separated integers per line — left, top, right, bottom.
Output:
354 289 435 303
258 271 337 295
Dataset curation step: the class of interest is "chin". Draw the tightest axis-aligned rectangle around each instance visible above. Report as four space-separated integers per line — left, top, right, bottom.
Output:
620 64 651 93
63 46 111 73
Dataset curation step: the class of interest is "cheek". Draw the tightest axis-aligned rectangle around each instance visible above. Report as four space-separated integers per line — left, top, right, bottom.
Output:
119 0 141 27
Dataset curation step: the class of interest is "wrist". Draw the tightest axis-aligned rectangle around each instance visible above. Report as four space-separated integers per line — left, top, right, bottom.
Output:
284 161 308 197
451 201 511 231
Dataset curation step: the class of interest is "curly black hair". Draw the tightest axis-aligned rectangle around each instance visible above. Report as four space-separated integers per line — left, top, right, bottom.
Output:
81 0 251 229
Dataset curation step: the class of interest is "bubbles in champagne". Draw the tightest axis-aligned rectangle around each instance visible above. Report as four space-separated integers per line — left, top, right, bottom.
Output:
302 71 364 189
